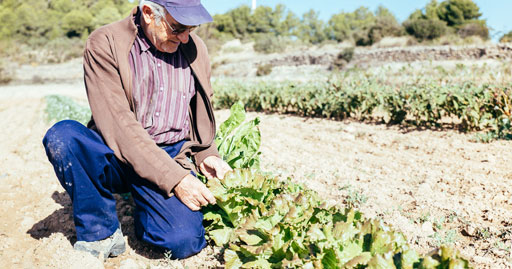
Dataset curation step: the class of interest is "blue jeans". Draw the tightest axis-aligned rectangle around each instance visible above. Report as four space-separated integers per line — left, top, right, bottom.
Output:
42 120 206 259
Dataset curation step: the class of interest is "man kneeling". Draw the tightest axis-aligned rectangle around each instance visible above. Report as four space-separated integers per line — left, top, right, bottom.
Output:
43 0 230 260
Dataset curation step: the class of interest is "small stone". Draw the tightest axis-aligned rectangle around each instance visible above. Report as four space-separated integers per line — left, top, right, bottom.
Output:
462 224 476 237
421 222 434 236
418 183 432 193
119 258 140 269
21 216 35 228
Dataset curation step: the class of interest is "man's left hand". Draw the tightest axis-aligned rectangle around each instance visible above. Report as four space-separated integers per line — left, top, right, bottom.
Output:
199 156 232 180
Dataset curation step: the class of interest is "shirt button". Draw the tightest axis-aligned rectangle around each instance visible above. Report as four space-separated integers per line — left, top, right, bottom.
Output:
157 63 161 67
182 94 186 99
160 87 164 92
155 112 160 117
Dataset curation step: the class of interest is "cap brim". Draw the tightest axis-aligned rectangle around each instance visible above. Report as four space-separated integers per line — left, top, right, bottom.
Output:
165 4 213 26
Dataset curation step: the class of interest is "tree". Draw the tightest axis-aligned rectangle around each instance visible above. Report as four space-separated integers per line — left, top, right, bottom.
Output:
368 6 404 44
327 7 376 43
62 9 94 38
500 31 512 43
213 14 236 36
281 11 300 37
296 9 327 44
437 0 482 27
228 5 252 37
91 5 123 29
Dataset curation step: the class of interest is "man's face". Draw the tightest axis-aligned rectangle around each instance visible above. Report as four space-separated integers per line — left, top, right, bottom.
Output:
142 6 192 53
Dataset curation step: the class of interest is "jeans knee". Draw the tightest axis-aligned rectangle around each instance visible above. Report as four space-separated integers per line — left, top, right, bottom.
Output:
162 231 206 259
136 221 206 259
43 120 84 162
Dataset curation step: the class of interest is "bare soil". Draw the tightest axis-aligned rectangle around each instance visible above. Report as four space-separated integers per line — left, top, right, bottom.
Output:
0 80 511 268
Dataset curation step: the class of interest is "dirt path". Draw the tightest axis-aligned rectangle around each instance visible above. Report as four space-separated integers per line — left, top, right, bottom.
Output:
0 83 511 268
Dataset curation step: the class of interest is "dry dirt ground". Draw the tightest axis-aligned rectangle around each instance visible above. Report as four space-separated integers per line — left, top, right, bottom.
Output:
0 81 511 269
2 48 512 268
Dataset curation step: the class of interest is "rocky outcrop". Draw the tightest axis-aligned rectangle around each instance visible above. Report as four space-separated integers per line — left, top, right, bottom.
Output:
261 44 512 67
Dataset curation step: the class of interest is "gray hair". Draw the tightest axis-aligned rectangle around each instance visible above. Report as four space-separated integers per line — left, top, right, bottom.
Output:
139 0 167 25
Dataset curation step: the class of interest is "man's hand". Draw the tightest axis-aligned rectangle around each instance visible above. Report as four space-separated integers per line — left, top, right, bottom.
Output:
174 174 216 211
199 156 232 180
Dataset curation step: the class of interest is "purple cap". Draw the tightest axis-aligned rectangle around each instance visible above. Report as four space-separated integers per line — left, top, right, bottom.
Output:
147 0 213 26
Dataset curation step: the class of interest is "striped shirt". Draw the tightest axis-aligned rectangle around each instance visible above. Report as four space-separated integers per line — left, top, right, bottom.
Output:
129 15 195 145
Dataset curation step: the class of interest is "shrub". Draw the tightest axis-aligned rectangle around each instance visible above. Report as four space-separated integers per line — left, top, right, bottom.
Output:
45 38 85 63
0 59 13 85
45 95 91 125
256 63 273 76
404 19 447 41
500 31 512 43
253 34 287 54
331 47 355 69
457 21 489 39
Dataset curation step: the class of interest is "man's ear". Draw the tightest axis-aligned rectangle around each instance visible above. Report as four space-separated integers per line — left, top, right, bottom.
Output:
141 5 153 24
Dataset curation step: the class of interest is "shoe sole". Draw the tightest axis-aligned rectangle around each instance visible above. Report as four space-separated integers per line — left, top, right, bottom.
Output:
109 242 126 257
74 241 126 259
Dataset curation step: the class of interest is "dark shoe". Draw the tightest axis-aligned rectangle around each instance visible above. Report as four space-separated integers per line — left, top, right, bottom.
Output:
74 228 126 260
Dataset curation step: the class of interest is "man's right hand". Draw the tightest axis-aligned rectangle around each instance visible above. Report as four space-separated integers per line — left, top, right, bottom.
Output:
174 174 216 211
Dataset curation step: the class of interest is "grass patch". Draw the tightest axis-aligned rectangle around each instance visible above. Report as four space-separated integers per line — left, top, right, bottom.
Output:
45 95 91 125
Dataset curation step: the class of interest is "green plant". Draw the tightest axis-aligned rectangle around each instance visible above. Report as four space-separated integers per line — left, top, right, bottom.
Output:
339 184 368 208
45 95 91 125
331 47 355 70
215 102 261 169
256 64 273 76
403 19 447 41
212 79 512 141
436 0 482 27
457 21 489 39
500 31 512 43
202 103 471 267
253 34 287 54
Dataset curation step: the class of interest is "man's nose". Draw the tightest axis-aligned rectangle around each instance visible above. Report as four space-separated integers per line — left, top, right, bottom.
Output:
176 31 190 43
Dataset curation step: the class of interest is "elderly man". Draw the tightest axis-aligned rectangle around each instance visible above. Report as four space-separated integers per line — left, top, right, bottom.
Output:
42 0 230 260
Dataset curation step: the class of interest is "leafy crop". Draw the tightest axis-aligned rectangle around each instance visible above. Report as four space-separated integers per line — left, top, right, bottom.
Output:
215 102 262 169
212 80 512 141
203 102 470 268
45 95 91 125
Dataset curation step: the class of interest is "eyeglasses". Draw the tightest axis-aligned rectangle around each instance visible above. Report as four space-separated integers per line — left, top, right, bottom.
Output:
161 16 198 35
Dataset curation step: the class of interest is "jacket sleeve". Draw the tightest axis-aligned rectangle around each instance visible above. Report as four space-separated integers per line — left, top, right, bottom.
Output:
190 35 221 166
83 29 189 196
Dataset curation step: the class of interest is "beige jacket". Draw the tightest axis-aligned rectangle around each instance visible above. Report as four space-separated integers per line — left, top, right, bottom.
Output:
84 8 219 196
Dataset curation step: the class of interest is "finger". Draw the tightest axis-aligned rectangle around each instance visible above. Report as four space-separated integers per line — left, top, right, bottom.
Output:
203 188 216 205
185 200 200 211
196 194 209 207
217 165 231 179
200 165 215 179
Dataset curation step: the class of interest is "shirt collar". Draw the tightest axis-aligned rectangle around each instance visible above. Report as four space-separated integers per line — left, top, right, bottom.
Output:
134 8 152 53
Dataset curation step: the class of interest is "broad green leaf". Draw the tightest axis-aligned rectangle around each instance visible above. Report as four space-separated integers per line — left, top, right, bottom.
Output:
343 252 371 268
367 252 395 268
401 249 420 269
209 228 234 246
238 230 265 246
339 242 363 264
243 258 271 269
203 211 222 222
224 249 243 269
308 224 326 242
321 248 339 269
217 101 246 145
419 256 441 268
370 231 394 255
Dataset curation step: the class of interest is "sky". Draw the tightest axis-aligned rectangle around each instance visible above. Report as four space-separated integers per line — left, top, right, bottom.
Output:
202 0 511 41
